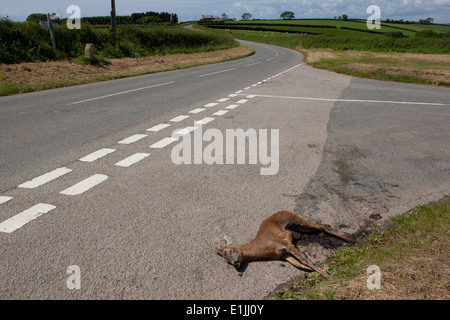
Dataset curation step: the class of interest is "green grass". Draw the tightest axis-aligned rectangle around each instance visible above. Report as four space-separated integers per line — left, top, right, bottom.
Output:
203 19 450 54
273 197 450 300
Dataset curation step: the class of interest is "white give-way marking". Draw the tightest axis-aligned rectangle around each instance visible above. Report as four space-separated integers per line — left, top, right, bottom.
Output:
18 167 72 189
60 174 109 196
0 203 56 234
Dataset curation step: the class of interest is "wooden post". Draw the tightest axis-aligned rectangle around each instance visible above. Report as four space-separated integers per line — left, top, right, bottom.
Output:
111 0 117 46
46 13 57 50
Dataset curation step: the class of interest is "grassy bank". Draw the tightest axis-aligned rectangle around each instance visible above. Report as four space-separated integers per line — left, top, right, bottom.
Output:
273 197 450 300
0 18 238 64
205 19 449 86
0 45 254 96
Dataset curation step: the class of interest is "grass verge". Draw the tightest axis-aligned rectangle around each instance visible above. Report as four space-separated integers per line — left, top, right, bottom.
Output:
272 196 449 300
301 48 450 87
0 45 254 96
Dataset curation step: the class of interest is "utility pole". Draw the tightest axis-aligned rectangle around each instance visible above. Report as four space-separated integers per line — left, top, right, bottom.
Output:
111 0 117 46
46 13 57 50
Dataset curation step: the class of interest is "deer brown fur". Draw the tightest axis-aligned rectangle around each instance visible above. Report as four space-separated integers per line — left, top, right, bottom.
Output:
214 211 354 279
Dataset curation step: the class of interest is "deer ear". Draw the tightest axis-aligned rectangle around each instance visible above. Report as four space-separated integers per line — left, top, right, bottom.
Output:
224 235 232 245
213 247 224 256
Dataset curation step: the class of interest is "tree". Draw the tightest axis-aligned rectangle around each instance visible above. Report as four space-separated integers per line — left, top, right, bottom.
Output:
280 11 295 20
241 13 252 21
221 13 228 21
342 14 348 21
26 13 47 23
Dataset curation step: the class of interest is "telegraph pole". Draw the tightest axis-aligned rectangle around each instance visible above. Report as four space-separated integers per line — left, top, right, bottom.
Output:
111 0 117 46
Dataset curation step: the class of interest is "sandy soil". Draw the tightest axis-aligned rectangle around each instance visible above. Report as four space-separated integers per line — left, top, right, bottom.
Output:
0 46 253 93
302 48 450 86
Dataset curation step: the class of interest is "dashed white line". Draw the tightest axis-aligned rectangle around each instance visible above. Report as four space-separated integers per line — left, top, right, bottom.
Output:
60 174 109 196
189 108 206 114
217 98 230 103
69 81 175 105
115 153 150 167
18 167 73 189
79 148 116 162
225 104 240 110
212 110 229 116
170 115 190 122
199 68 236 78
0 203 56 234
150 137 177 149
236 99 249 104
0 196 13 205
147 123 170 132
204 102 219 108
173 127 199 136
118 134 148 145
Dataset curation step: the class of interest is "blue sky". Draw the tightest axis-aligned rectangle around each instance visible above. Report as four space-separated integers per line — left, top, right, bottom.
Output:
1 0 449 23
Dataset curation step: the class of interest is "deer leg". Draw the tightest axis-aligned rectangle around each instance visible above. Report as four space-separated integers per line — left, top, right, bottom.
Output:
284 242 330 279
284 255 313 271
289 215 354 243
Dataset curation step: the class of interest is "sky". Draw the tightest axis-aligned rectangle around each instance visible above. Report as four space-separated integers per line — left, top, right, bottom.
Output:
1 0 449 23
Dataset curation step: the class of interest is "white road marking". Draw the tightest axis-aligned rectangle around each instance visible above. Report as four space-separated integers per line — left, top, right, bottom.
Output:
204 102 219 108
0 203 56 234
147 123 170 132
79 148 116 162
246 95 256 99
199 68 236 78
173 126 199 136
18 167 73 189
236 94 447 106
212 110 229 116
69 81 175 105
236 99 249 104
118 134 148 145
0 196 13 205
225 104 239 110
189 108 206 114
244 87 251 90
196 117 215 125
150 137 177 149
246 61 263 67
170 115 190 122
60 174 109 196
115 153 150 167
217 98 230 103
234 90 243 94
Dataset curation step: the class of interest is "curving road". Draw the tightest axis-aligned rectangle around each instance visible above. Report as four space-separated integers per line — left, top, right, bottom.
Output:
0 40 449 300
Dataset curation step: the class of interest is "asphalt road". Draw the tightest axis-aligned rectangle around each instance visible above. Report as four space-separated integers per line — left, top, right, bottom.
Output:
0 40 449 300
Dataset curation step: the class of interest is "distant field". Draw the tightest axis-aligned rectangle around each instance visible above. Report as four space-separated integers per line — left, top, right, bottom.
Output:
202 19 450 54
226 19 419 37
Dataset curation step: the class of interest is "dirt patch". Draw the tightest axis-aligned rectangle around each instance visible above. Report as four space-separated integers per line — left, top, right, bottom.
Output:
300 48 450 87
0 45 253 95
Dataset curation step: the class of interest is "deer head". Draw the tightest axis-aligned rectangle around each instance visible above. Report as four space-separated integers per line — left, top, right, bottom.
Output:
213 236 243 269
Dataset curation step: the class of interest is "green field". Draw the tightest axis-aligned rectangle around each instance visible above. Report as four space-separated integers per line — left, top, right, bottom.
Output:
202 19 450 54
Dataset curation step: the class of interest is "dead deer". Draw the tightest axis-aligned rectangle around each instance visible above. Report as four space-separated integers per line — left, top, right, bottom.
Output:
214 210 354 279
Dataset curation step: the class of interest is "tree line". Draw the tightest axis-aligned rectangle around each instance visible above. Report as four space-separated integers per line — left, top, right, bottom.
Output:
26 11 179 25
